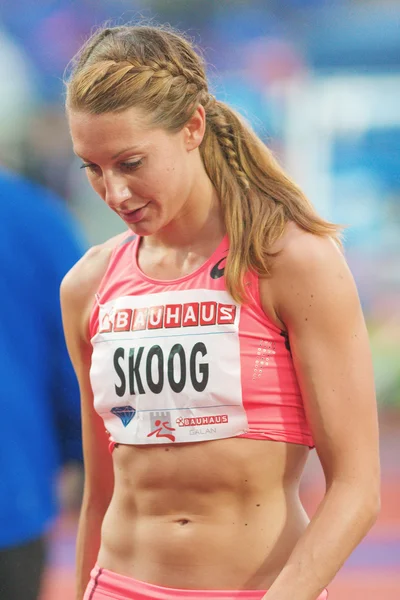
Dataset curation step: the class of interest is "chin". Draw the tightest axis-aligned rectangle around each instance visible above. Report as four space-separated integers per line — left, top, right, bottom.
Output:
127 220 159 237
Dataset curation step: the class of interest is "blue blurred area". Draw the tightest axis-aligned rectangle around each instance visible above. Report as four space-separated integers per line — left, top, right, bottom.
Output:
0 0 399 407
0 168 84 548
304 5 400 69
2 1 399 99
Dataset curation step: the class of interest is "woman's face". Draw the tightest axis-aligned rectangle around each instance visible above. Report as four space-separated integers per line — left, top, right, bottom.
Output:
68 106 203 236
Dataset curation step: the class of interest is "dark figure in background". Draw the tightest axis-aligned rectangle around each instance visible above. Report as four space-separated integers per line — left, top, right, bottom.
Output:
0 168 84 600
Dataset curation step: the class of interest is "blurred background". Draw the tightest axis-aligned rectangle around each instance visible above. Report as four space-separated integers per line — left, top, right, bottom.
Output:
0 0 399 598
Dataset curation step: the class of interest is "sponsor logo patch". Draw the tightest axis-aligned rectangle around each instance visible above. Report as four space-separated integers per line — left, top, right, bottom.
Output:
176 414 229 427
100 301 236 334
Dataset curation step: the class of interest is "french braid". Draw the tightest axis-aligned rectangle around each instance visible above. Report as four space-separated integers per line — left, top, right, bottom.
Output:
205 96 250 191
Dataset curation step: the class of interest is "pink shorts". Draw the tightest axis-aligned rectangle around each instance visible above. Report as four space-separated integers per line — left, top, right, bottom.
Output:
84 565 329 599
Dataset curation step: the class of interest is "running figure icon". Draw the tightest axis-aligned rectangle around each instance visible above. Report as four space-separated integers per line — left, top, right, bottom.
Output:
147 411 176 442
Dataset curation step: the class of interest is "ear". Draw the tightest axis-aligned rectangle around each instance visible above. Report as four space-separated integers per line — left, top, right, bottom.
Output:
183 104 206 152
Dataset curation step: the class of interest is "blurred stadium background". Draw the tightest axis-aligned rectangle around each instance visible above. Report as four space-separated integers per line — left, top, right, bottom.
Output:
1 0 399 598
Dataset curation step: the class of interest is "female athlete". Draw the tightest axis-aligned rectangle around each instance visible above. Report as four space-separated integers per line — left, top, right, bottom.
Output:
61 24 380 600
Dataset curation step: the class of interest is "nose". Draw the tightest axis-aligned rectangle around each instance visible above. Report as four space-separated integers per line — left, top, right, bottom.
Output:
103 174 132 209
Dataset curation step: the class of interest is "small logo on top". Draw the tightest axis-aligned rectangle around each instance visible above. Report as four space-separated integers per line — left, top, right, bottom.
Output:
148 411 176 442
210 252 228 280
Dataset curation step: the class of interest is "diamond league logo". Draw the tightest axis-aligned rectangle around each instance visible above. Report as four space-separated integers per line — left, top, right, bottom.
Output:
111 406 136 427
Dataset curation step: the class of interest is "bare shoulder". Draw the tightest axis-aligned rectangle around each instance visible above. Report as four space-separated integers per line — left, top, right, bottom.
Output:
271 221 343 269
269 222 357 327
60 232 128 341
260 222 356 329
61 232 126 302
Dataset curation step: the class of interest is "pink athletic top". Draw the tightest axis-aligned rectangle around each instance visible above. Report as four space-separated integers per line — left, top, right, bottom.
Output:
89 231 314 448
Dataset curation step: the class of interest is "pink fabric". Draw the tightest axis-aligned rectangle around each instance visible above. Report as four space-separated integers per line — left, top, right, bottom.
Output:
90 231 314 448
84 565 329 599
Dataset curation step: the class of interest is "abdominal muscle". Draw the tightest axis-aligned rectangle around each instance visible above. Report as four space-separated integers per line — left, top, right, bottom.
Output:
97 437 310 590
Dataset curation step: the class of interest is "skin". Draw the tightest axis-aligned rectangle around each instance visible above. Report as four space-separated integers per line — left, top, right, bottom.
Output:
62 105 380 600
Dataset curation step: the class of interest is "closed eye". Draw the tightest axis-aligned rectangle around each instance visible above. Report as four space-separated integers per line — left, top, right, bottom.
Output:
80 163 100 175
80 160 143 174
120 160 143 172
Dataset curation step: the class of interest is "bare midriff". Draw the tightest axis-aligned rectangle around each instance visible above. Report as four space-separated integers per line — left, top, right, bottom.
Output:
97 437 310 590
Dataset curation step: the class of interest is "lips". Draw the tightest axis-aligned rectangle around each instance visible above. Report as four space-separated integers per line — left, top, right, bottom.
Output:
120 203 149 224
120 205 145 216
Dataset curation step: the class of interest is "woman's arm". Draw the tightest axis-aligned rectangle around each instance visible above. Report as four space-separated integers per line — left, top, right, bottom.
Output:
60 248 115 600
260 227 380 600
73 355 114 600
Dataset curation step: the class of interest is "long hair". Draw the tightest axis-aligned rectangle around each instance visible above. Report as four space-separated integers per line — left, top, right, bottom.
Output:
65 24 341 303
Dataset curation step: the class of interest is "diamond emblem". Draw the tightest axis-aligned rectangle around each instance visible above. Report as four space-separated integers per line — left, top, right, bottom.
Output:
111 406 136 427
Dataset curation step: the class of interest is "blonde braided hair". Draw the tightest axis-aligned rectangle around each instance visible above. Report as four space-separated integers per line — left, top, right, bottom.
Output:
205 96 250 191
65 24 340 303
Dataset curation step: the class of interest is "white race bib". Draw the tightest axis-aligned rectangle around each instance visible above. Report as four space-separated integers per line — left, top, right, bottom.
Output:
90 289 248 444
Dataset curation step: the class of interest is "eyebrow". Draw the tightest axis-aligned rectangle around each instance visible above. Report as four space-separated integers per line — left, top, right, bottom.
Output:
112 145 144 159
74 145 146 161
